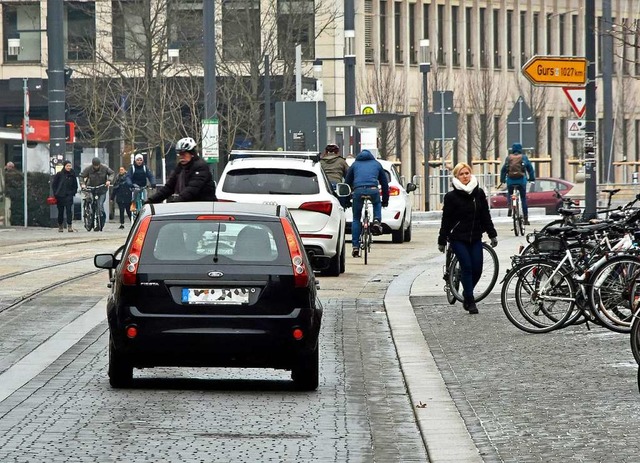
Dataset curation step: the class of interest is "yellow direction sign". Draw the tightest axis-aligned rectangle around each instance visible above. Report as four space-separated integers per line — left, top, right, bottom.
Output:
522 56 588 86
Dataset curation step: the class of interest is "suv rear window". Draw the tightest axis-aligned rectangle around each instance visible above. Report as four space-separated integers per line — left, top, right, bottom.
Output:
141 220 290 264
221 168 320 195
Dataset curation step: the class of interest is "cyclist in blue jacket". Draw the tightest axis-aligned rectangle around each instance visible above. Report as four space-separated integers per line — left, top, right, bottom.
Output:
126 154 156 190
500 143 535 225
345 149 389 258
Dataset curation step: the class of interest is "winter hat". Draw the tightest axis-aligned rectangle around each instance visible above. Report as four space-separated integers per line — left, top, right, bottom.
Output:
62 160 71 167
134 154 144 161
511 143 523 154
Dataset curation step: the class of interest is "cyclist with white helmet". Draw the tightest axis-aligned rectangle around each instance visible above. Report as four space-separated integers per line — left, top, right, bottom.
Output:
146 137 217 203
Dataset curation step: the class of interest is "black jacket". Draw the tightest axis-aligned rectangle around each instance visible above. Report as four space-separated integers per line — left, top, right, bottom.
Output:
148 155 217 203
438 184 497 246
52 168 78 205
112 173 132 205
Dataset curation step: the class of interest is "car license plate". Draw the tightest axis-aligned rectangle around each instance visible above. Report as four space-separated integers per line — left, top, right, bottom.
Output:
181 288 252 305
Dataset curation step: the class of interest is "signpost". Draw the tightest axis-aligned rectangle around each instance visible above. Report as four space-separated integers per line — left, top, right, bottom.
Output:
507 97 536 150
562 87 587 118
522 56 588 86
201 118 219 164
567 119 586 139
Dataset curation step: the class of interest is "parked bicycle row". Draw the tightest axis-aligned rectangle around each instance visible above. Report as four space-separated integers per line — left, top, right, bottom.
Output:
500 194 640 340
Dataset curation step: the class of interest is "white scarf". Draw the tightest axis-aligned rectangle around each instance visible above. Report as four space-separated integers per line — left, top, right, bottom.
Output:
452 175 478 194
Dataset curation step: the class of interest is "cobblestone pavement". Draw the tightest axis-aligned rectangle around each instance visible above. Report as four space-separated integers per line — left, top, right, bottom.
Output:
0 225 429 462
412 294 640 463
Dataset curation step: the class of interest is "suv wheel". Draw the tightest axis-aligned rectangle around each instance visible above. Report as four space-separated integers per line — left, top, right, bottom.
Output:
339 241 346 273
391 217 405 244
292 345 319 391
108 336 133 388
403 222 412 242
324 236 344 277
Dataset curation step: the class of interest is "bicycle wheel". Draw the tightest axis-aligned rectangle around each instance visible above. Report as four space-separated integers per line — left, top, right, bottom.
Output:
587 256 640 333
83 200 94 231
512 207 520 236
630 310 640 364
362 225 369 265
501 260 576 333
518 214 526 236
449 243 499 303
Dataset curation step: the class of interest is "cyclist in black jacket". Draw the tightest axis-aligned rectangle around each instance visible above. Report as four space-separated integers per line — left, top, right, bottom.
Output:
147 137 217 203
438 162 498 314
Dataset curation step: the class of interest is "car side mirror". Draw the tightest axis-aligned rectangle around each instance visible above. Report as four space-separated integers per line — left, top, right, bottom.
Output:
94 253 117 269
406 182 417 193
335 183 351 198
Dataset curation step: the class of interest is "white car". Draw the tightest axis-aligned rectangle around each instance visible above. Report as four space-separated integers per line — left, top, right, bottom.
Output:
345 158 417 243
216 151 350 276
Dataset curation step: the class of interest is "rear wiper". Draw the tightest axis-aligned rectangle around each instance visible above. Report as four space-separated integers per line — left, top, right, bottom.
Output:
268 190 295 195
213 222 221 263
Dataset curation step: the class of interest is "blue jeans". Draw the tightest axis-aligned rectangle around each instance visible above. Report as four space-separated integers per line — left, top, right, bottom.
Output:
96 192 107 229
507 183 528 216
450 240 483 302
351 187 381 248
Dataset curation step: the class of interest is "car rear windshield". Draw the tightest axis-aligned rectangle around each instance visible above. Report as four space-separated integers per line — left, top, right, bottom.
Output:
141 219 291 265
221 168 320 195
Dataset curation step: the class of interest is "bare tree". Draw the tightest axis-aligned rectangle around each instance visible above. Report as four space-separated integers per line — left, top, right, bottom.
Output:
465 69 509 161
359 65 406 160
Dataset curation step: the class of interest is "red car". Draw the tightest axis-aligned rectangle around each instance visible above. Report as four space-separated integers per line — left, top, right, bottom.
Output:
490 177 576 215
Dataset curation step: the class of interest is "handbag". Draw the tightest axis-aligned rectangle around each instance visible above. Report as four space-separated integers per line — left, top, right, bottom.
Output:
47 196 58 205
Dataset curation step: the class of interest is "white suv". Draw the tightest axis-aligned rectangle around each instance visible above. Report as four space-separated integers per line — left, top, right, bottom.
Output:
345 158 417 243
216 151 350 276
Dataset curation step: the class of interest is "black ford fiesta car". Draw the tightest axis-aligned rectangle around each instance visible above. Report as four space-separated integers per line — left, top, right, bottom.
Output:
94 202 322 390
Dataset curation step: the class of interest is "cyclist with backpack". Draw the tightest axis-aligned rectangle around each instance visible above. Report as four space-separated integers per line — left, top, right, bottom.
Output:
126 153 156 190
500 143 536 225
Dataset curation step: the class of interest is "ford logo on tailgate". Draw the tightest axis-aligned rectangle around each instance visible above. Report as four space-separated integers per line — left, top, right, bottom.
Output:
207 271 224 278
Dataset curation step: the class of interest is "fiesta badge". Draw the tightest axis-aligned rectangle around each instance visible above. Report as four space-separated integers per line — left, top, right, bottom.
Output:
207 271 224 278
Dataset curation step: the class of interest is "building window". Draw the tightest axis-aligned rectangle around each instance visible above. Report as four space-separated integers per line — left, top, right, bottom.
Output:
112 0 145 61
546 13 553 55
494 116 501 159
571 14 578 56
547 116 554 156
451 6 459 66
65 2 95 62
479 8 487 68
169 0 204 64
635 20 640 75
506 10 514 69
364 0 374 62
519 11 526 66
465 7 473 67
559 14 565 55
493 10 500 69
381 1 388 63
635 120 640 161
409 3 416 64
423 3 429 41
278 0 314 60
623 119 629 165
533 13 539 55
467 114 473 159
437 4 444 65
394 1 402 63
3 2 42 63
559 117 566 178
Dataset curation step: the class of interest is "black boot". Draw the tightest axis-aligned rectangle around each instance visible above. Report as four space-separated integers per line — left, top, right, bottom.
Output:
524 215 530 226
467 300 479 314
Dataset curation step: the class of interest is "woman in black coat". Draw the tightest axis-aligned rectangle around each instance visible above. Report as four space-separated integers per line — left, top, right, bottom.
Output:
52 160 78 232
438 162 498 314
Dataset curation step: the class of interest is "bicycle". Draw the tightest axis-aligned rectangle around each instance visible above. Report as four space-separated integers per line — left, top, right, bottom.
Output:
510 188 526 236
358 195 374 265
443 241 499 305
82 184 107 232
130 185 151 223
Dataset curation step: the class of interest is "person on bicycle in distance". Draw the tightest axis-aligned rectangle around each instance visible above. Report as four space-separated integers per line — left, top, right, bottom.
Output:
320 143 350 208
146 137 217 204
500 143 535 225
438 162 498 314
80 157 114 231
345 149 389 258
126 153 156 191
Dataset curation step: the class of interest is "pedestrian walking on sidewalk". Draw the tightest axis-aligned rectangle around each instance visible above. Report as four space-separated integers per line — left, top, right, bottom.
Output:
52 160 79 232
437 162 498 314
112 166 132 228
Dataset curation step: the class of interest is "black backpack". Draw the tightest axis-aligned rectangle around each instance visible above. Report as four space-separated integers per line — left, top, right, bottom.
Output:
507 154 525 179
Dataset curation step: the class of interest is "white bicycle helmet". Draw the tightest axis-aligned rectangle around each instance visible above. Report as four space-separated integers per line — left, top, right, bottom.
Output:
175 137 197 153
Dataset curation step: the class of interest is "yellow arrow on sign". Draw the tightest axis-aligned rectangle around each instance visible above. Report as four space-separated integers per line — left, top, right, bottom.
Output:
522 56 588 86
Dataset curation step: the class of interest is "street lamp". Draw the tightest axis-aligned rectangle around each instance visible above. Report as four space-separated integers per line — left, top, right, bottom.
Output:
167 43 180 64
420 39 431 211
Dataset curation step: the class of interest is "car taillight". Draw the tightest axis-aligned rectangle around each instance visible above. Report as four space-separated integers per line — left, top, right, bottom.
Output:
280 218 310 288
388 186 400 196
299 201 333 215
122 215 151 286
